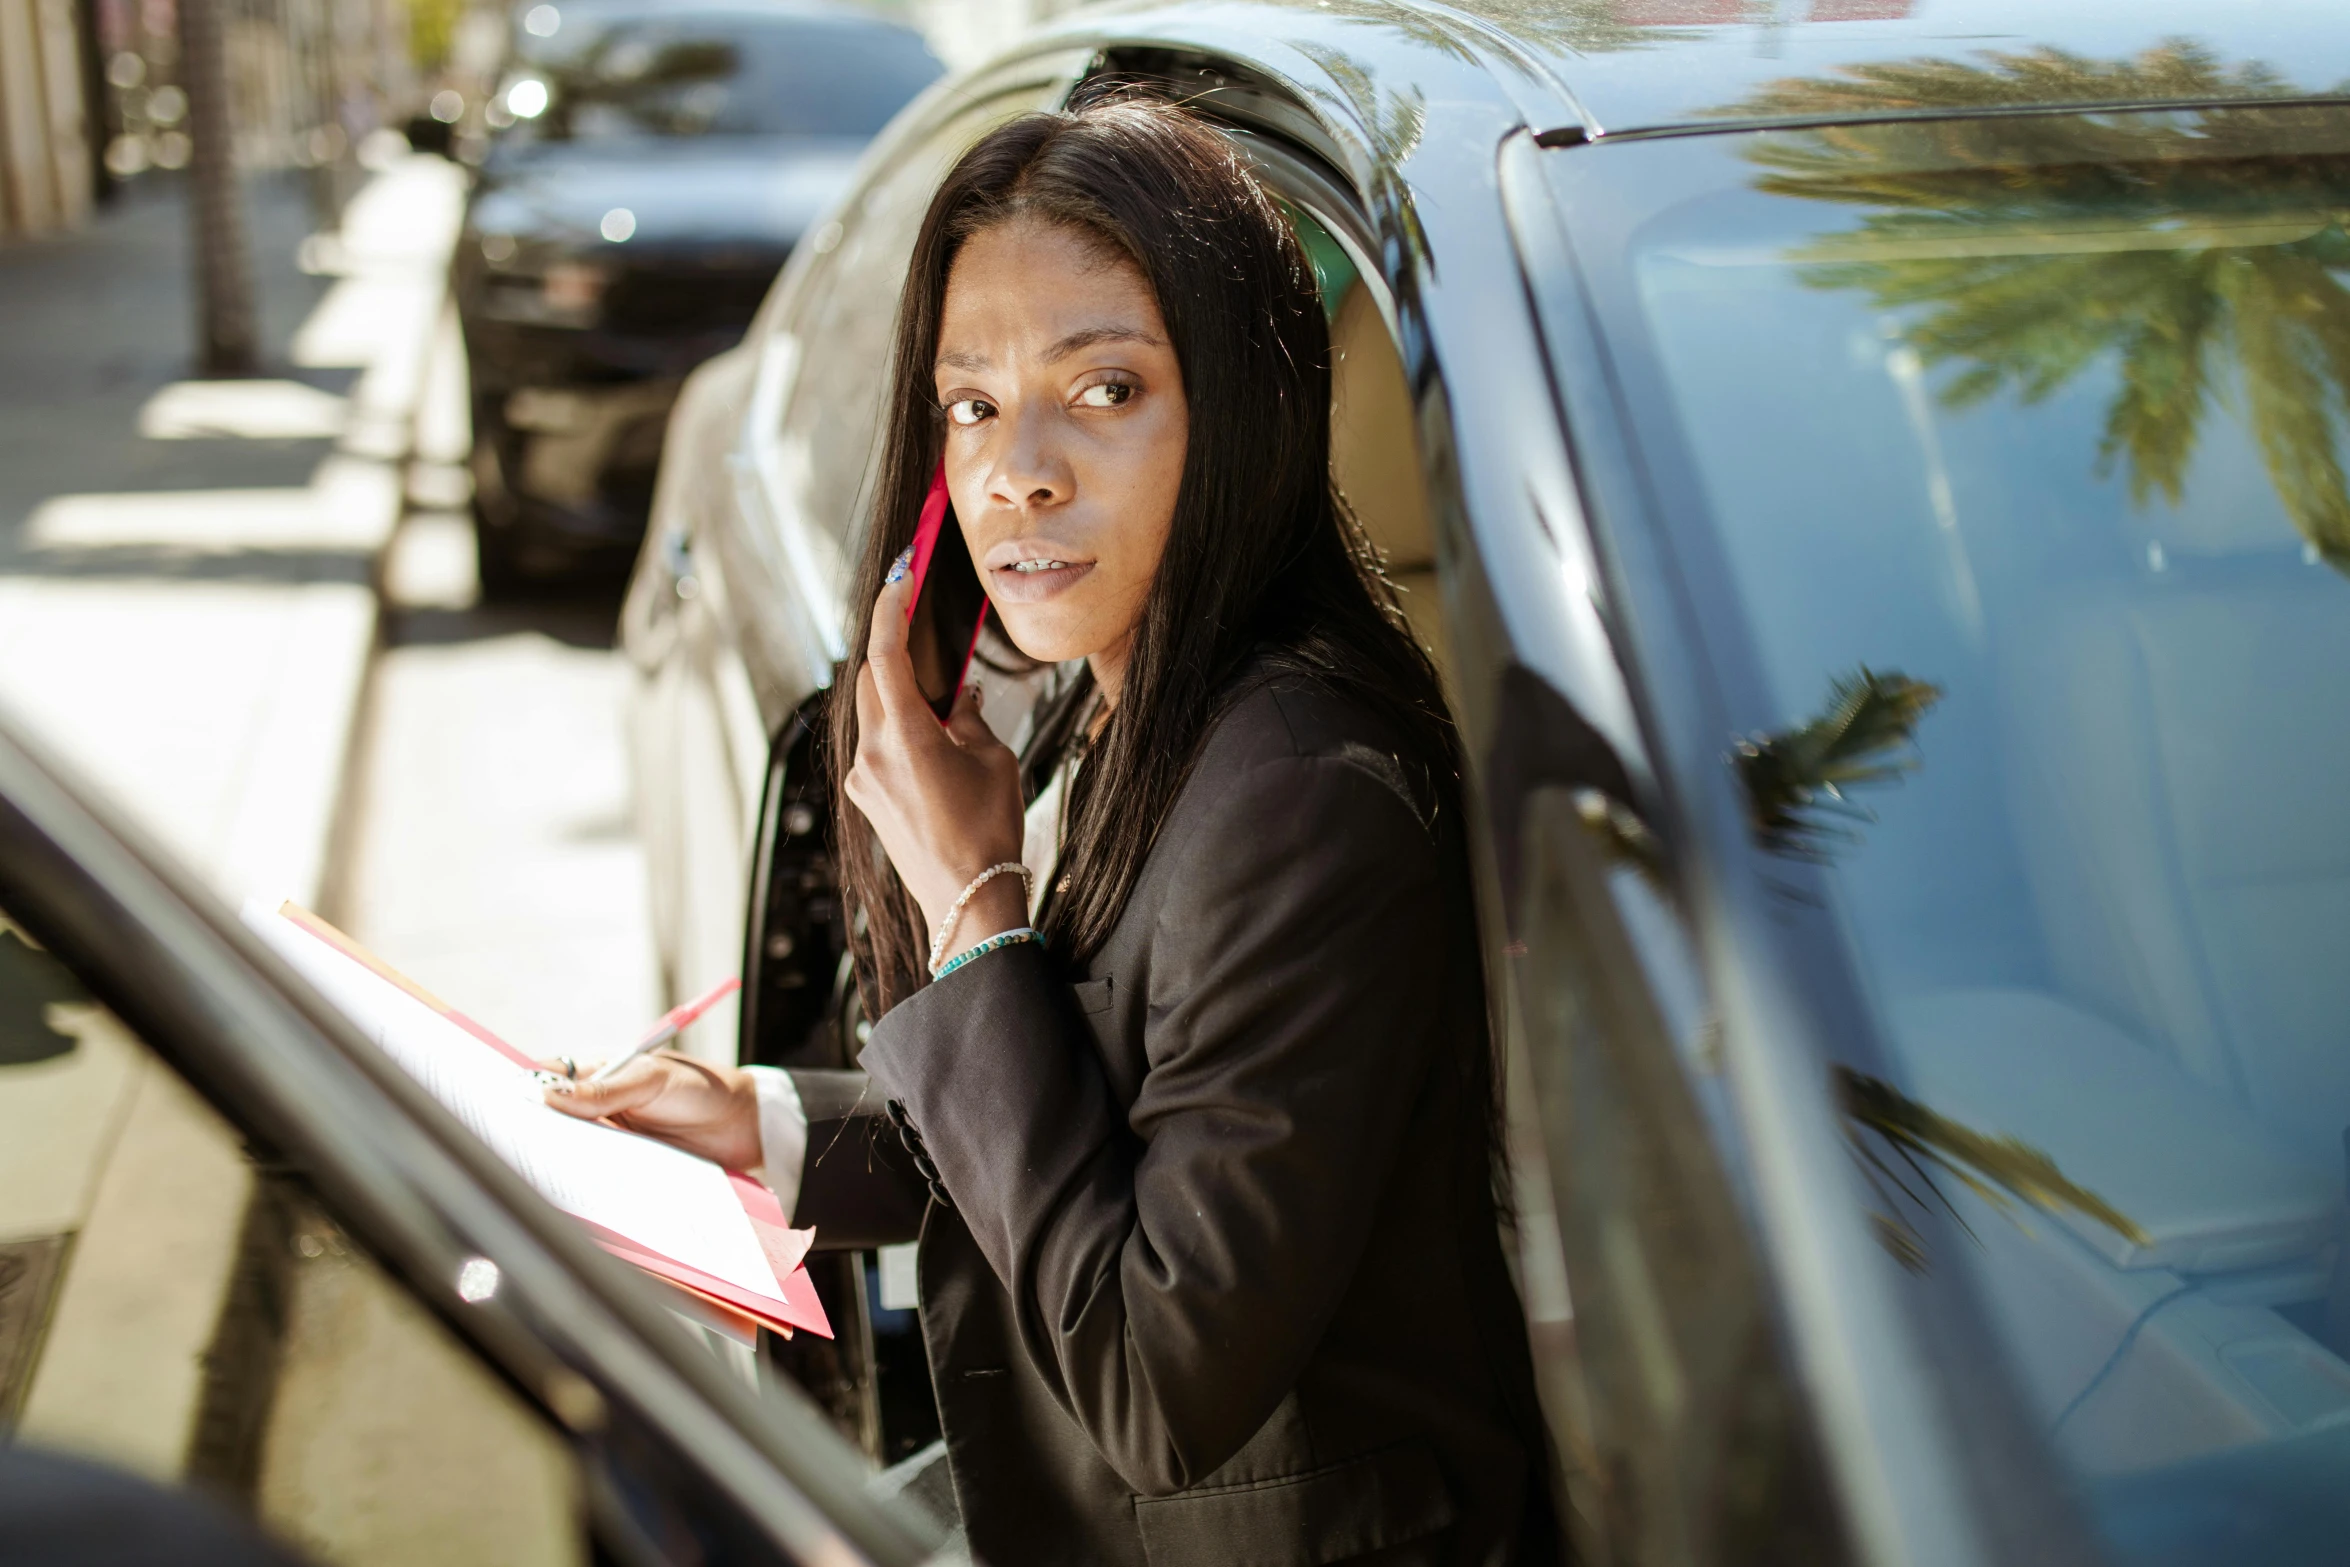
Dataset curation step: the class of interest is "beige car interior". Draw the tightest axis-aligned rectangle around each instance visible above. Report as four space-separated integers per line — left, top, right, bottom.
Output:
1328 280 1451 691
1882 403 2350 1474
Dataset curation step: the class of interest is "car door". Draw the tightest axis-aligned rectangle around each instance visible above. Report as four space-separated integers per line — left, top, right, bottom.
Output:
0 714 941 1566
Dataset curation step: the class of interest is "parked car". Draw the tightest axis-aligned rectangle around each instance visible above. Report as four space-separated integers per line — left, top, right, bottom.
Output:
622 2 2350 1563
454 0 941 593
0 709 941 1564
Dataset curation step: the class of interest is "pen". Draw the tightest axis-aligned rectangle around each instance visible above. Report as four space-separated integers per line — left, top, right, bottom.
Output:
585 976 743 1084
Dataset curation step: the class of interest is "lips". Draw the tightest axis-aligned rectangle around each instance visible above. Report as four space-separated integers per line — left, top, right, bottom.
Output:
986 558 1094 604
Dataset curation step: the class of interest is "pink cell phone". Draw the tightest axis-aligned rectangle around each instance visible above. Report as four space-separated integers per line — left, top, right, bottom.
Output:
904 461 989 720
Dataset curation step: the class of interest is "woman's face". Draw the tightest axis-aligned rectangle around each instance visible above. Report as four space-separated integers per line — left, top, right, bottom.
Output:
933 218 1187 698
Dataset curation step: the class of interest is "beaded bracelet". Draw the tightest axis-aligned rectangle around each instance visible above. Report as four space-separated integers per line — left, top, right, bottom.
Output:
926 862 1034 973
931 927 1043 981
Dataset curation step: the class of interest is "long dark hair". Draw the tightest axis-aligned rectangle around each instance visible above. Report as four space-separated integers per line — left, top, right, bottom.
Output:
831 88 1463 1015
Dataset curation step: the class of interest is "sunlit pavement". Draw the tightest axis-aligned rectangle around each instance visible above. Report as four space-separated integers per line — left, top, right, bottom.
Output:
345 516 660 1067
0 152 659 1561
0 158 459 905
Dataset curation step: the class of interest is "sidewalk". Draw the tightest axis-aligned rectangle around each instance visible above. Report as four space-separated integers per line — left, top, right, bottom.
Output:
0 154 463 1486
0 157 462 906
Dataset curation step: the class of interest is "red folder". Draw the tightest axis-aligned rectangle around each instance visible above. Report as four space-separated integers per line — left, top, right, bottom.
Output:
279 904 831 1339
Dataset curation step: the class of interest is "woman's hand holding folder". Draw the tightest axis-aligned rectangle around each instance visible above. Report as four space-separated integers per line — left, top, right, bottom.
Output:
542 1051 763 1171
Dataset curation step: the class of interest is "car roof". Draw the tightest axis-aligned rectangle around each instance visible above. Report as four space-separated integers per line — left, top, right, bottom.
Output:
1080 0 2350 142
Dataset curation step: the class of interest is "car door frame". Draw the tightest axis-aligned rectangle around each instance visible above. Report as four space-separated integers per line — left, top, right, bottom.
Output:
0 711 942 1567
1185 78 1857 1564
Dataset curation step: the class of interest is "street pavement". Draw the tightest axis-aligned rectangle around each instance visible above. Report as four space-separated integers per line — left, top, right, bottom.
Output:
0 154 661 1564
347 513 661 1067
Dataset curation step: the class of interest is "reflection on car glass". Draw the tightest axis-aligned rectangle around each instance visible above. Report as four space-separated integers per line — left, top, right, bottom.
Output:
1838 1062 2146 1275
1735 664 1939 862
0 918 88 1066
1607 61 2350 1536
1731 668 2146 1271
1728 53 2350 572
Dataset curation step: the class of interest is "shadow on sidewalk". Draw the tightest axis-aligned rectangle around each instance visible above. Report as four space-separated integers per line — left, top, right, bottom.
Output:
0 171 345 545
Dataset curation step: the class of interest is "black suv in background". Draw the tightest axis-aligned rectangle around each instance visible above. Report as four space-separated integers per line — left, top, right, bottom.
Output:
453 0 939 592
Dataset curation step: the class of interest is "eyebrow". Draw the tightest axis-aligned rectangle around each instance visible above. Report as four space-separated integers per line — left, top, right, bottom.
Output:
1044 324 1161 362
934 323 1163 375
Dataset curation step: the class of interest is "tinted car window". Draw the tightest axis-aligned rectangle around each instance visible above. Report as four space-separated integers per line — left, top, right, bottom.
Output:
1556 102 2350 1564
0 911 583 1562
508 10 940 144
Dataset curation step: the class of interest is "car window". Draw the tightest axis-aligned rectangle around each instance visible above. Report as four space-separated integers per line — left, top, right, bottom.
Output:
502 10 940 144
0 911 584 1563
1559 100 2350 1567
764 87 1066 566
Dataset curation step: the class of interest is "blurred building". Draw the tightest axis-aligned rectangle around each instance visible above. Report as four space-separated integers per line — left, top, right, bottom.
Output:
0 0 423 242
0 0 94 237
96 0 417 213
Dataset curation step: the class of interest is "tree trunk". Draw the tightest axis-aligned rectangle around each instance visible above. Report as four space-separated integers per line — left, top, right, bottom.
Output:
179 0 255 375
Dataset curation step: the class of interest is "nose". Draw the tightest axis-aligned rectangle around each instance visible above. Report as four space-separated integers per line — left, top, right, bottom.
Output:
985 403 1072 514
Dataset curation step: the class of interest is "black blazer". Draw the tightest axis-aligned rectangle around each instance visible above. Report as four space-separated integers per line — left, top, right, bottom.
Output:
789 668 1556 1567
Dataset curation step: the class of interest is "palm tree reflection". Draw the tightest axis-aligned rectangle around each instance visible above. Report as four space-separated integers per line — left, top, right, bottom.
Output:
1736 665 1941 860
1723 42 2350 567
1737 668 2145 1268
1838 1068 2146 1272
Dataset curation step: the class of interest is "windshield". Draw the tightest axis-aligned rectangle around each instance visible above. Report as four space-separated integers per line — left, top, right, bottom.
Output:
500 7 939 145
1567 94 2350 1562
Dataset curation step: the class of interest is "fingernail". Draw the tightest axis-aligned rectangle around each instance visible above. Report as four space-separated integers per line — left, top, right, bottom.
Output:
884 547 913 586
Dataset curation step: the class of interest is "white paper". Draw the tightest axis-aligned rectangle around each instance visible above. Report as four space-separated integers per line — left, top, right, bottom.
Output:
245 902 784 1306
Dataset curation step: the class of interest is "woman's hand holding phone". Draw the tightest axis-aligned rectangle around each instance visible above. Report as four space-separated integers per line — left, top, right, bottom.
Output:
846 570 1028 953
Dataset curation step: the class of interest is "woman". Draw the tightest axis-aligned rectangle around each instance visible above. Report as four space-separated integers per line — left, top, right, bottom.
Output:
550 91 1555 1567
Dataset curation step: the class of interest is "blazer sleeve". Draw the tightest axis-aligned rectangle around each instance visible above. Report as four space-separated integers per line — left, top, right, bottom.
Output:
781 1067 932 1250
857 748 1448 1495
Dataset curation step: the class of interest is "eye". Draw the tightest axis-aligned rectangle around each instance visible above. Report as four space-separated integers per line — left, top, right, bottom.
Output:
945 397 995 427
1076 381 1135 409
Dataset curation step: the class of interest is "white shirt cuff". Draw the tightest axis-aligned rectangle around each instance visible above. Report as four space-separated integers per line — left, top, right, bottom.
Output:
744 1065 809 1223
